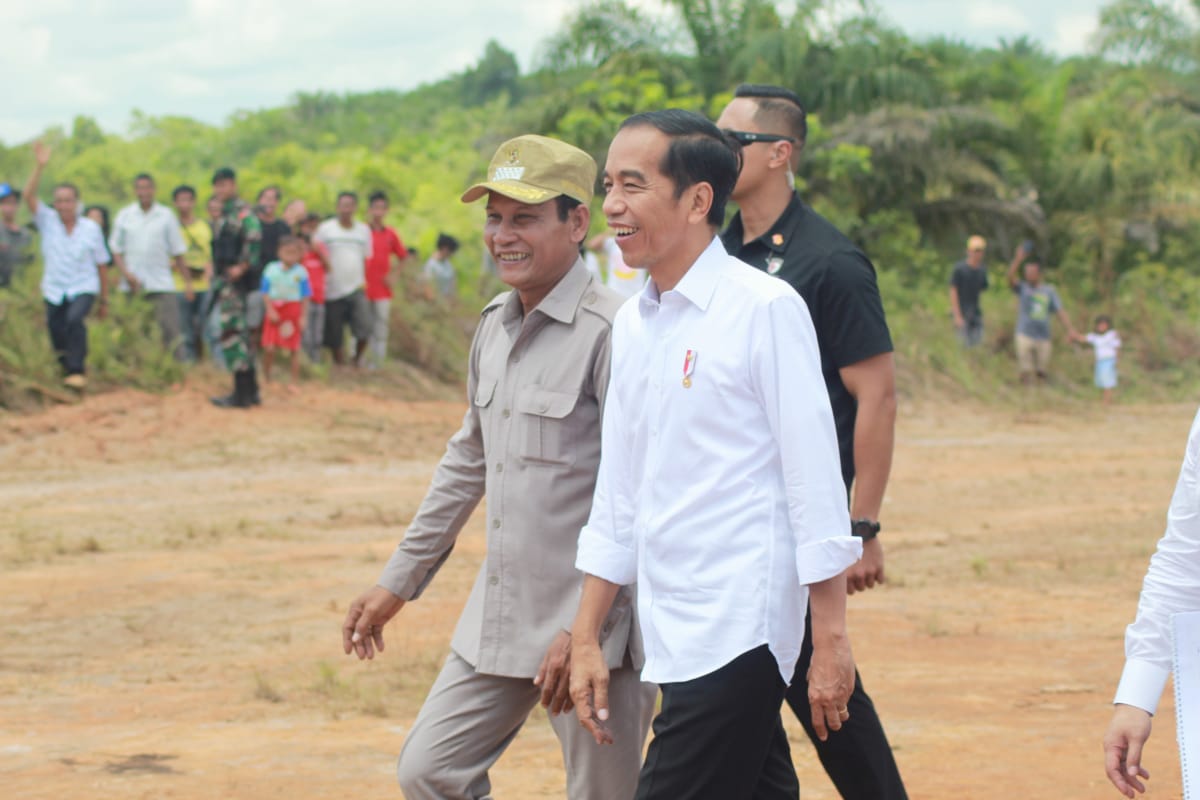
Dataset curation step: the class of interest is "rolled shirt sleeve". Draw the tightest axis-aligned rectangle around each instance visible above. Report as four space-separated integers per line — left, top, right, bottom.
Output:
753 292 861 585
89 224 110 266
575 360 639 587
1114 407 1200 713
167 217 187 258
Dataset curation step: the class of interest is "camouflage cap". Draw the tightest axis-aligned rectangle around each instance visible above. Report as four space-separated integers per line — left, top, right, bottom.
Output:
461 135 596 205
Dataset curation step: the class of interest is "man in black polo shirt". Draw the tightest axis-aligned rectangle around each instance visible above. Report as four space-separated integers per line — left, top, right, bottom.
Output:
718 84 906 799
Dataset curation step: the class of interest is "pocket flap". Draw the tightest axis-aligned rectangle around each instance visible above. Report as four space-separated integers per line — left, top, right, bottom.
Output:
474 378 497 407
516 388 579 419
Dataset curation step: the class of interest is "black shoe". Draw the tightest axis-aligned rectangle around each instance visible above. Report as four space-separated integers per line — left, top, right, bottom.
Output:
211 372 251 409
210 390 238 408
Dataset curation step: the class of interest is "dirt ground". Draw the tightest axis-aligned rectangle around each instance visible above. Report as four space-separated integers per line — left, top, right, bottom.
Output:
0 379 1192 799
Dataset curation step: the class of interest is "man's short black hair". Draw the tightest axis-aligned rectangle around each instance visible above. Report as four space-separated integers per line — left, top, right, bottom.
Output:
55 182 81 200
212 167 236 184
618 109 741 228
733 84 808 150
368 190 388 205
555 195 582 222
173 185 196 201
1095 314 1112 327
257 185 281 202
337 190 358 204
133 172 154 185
437 233 459 253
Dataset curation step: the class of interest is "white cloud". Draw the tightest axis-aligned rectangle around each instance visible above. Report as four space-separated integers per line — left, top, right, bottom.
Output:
964 1 1029 32
0 0 1124 145
1052 11 1099 55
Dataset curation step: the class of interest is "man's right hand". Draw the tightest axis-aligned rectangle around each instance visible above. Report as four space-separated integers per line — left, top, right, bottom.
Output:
33 141 50 166
342 586 405 660
534 630 574 715
569 639 614 745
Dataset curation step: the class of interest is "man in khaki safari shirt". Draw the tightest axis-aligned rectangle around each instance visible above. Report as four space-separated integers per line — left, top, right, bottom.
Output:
342 134 655 800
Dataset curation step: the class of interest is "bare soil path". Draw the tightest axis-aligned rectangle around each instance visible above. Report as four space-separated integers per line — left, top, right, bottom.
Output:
0 386 1191 798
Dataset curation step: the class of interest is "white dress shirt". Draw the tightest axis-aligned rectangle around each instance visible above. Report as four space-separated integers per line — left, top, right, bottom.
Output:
576 236 861 685
34 202 109 303
1115 406 1200 714
109 202 186 293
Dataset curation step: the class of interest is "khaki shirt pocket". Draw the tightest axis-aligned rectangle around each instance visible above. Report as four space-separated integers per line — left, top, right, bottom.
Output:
515 387 580 467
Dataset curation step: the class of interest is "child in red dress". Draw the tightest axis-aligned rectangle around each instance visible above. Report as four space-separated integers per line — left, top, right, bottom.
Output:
260 236 311 391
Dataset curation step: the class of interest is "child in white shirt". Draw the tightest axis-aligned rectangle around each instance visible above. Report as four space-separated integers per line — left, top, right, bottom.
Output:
1075 315 1121 405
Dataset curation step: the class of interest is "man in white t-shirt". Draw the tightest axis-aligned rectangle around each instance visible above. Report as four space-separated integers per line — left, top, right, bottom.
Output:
110 172 191 359
588 233 646 299
315 191 373 366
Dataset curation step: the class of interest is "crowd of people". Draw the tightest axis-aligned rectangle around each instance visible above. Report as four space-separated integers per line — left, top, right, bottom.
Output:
3 81 1181 798
948 235 1123 404
0 145 470 403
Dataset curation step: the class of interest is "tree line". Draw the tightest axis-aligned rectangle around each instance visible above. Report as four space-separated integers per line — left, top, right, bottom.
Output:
2 0 1198 399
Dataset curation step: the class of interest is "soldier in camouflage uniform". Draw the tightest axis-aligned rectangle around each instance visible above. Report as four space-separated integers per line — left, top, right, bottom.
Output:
209 167 263 408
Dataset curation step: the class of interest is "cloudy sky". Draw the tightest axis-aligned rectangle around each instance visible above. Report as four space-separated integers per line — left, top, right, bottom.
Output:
0 0 1129 145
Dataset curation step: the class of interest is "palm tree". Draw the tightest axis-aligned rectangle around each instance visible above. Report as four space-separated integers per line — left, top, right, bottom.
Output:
813 104 1045 251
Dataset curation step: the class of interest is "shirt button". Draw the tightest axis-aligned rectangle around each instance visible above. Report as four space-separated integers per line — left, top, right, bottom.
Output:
492 518 501 529
496 463 504 472
502 409 511 418
488 575 499 586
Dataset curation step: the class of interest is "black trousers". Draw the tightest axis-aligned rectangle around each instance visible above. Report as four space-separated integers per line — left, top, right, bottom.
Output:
636 645 798 800
45 293 95 376
787 608 908 799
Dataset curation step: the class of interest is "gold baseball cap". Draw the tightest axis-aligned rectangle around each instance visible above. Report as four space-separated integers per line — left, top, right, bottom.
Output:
461 135 596 205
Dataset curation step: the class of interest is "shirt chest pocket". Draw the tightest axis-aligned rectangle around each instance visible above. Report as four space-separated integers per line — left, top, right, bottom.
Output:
515 387 580 468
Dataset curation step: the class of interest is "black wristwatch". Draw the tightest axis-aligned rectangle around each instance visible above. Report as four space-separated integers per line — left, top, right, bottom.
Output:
851 519 881 541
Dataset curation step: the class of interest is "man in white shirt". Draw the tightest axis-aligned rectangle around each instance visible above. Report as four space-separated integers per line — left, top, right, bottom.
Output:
315 191 373 366
23 141 110 389
110 172 190 360
568 109 862 798
1104 406 1200 797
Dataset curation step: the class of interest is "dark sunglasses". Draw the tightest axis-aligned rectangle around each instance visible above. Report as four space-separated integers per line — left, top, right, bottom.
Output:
723 129 796 145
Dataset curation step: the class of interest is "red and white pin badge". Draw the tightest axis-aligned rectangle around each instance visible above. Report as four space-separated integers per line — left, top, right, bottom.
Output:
682 349 698 388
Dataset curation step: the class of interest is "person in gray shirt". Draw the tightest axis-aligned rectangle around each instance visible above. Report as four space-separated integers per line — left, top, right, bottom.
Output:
0 183 34 288
1007 243 1079 385
341 134 655 800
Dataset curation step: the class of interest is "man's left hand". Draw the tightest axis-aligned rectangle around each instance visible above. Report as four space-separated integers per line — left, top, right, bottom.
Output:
846 537 885 595
534 630 574 715
807 636 855 741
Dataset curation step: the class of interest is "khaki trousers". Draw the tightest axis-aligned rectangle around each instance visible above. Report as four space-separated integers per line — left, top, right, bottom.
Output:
397 651 656 800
